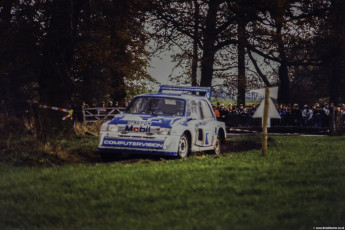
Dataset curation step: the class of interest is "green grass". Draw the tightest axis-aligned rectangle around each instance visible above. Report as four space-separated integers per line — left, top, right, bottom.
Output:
1 136 345 229
0 135 99 166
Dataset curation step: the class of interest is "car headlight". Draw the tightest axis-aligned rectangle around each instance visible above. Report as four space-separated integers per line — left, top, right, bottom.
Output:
100 123 118 132
108 125 119 132
158 127 171 135
100 123 108 131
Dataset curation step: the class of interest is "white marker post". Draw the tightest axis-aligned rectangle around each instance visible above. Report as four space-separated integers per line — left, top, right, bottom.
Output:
250 86 280 156
262 87 269 156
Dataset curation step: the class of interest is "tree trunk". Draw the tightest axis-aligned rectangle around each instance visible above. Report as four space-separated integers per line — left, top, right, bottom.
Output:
329 0 345 105
38 0 79 139
200 0 219 87
278 63 290 104
111 73 127 106
191 0 199 87
276 22 290 105
329 57 339 106
1 0 13 24
237 19 246 107
0 0 14 102
39 0 76 107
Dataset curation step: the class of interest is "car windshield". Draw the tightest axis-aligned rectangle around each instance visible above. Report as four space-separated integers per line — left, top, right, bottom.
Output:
126 97 186 116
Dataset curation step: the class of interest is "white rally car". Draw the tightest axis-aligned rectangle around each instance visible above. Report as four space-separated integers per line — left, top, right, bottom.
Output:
98 86 226 158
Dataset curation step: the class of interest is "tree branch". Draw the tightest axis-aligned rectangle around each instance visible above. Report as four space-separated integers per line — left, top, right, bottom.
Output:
247 49 272 87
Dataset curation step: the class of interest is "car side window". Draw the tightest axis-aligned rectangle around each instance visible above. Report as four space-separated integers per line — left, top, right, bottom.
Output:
187 100 202 120
201 100 214 118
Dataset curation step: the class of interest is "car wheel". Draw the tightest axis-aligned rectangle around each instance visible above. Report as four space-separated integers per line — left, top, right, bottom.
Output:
212 135 222 155
178 134 189 158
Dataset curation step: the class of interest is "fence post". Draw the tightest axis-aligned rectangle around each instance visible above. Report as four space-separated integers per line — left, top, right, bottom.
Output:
330 107 334 135
82 107 86 123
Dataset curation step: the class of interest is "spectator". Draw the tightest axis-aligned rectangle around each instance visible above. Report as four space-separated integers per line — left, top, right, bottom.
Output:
98 101 107 113
227 104 233 114
236 104 246 115
249 104 259 126
322 103 330 127
339 104 344 128
302 105 313 126
216 102 221 110
313 105 324 127
91 99 98 115
218 104 230 123
91 99 97 108
291 103 302 126
285 105 293 126
248 104 257 117
278 104 287 125
213 105 220 119
340 104 345 126
236 104 248 126
82 101 89 108
192 100 340 128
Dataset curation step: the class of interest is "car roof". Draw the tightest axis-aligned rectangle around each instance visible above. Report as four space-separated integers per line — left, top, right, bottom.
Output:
134 93 208 101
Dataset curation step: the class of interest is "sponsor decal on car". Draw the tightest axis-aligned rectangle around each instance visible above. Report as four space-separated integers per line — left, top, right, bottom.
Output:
103 138 164 149
125 120 152 132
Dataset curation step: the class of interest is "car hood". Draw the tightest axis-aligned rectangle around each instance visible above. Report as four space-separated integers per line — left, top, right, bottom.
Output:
109 114 185 128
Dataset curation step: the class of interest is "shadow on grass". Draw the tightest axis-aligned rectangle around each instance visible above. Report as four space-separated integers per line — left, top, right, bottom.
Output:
223 139 261 153
222 136 280 153
99 137 275 164
0 134 280 167
99 152 177 164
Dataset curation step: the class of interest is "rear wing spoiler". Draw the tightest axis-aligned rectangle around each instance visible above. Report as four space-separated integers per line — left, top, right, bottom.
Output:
158 85 212 101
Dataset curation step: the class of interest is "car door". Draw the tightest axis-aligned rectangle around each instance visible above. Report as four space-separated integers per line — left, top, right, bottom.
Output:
199 100 217 147
187 99 215 147
187 100 204 146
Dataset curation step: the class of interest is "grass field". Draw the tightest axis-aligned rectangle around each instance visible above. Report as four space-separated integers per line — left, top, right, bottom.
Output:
1 136 345 229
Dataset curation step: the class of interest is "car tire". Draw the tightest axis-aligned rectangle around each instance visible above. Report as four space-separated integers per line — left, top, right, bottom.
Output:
212 135 222 155
177 134 189 158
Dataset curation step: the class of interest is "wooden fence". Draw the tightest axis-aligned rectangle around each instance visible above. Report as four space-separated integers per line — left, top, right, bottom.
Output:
82 107 125 124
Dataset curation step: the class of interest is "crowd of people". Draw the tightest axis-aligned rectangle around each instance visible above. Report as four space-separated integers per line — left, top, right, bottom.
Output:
77 99 345 128
212 102 345 128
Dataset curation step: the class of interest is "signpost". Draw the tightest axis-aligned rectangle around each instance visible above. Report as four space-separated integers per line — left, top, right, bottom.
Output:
262 87 270 156
250 87 280 156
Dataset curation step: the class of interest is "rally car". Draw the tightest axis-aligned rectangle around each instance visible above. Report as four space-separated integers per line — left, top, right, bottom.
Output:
98 85 226 159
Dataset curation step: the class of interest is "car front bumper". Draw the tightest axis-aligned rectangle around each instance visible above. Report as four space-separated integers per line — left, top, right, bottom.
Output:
98 132 180 156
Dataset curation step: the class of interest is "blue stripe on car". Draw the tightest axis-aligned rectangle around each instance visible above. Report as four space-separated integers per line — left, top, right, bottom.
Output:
102 138 164 149
98 148 178 156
